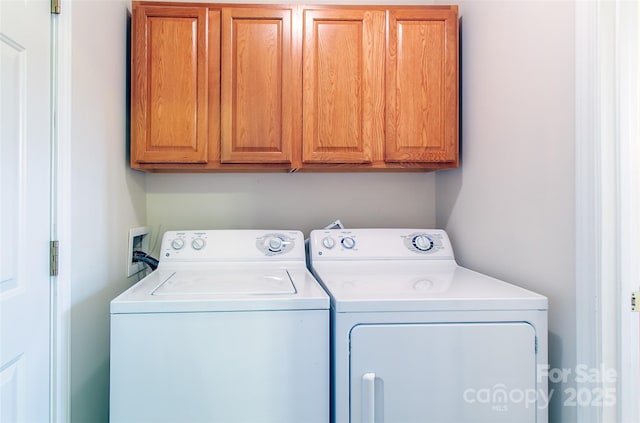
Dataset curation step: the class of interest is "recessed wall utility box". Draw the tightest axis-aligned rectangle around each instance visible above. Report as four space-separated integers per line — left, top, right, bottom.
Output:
127 226 150 277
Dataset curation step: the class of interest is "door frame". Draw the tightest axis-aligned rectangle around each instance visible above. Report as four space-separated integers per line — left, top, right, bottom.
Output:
575 0 639 422
50 1 72 421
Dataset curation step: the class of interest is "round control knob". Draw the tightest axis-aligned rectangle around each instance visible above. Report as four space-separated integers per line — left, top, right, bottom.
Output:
412 235 433 251
171 238 185 250
191 238 205 250
322 236 336 249
268 237 283 252
341 237 356 249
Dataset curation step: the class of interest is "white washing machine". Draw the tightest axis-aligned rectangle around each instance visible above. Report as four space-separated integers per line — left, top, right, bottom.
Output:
110 230 329 423
308 228 548 423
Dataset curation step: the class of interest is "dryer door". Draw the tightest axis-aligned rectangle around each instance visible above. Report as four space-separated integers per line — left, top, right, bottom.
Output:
350 322 540 423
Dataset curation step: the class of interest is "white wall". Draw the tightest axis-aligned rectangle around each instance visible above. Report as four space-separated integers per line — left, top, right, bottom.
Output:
435 1 576 423
145 172 437 239
68 1 146 422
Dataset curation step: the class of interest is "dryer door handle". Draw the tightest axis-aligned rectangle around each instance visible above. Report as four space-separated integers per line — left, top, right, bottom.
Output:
362 372 379 423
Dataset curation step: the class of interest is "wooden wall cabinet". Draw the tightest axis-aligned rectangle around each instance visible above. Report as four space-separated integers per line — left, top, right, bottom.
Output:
130 2 458 172
385 8 458 165
301 5 458 170
302 8 385 164
131 5 210 164
131 2 297 171
221 7 298 165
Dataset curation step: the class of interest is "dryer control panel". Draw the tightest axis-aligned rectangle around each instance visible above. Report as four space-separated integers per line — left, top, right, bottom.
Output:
309 229 455 261
160 230 304 262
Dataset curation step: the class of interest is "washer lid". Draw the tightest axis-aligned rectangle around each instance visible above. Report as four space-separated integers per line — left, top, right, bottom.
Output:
152 269 296 296
311 261 548 313
110 264 329 313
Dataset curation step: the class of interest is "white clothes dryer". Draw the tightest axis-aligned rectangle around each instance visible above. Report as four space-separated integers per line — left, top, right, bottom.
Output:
110 230 329 423
308 228 548 423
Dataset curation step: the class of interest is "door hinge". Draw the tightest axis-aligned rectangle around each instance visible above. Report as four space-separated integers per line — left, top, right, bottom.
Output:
632 292 640 312
51 0 60 15
50 240 59 276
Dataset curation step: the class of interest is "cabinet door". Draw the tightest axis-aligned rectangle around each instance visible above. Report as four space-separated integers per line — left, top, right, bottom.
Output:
221 7 295 164
302 9 385 163
386 8 458 164
131 5 209 164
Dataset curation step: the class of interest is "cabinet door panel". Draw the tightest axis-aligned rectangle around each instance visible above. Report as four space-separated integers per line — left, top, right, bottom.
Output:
131 6 208 164
386 9 458 163
303 9 384 163
221 8 294 164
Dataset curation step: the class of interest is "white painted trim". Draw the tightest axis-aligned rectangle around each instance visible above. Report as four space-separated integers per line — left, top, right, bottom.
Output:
575 1 602 420
596 4 619 423
616 0 640 421
576 1 640 422
50 11 60 423
51 1 72 421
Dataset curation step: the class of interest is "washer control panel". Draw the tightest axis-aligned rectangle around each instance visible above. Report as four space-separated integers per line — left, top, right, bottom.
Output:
403 232 447 254
310 229 455 261
165 231 210 256
255 233 296 256
314 232 361 254
160 230 303 262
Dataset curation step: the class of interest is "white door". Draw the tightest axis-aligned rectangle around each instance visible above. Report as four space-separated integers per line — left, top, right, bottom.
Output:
0 0 52 422
350 323 538 423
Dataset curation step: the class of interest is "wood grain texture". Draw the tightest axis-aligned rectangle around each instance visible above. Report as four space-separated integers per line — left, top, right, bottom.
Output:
131 4 208 164
129 2 458 172
302 8 385 164
386 7 458 164
207 9 221 164
221 7 294 163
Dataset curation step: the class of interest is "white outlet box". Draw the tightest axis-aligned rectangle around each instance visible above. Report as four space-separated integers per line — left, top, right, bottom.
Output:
127 226 150 277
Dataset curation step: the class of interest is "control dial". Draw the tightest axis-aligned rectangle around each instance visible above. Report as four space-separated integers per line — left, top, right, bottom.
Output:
191 238 205 250
267 236 284 252
341 237 356 249
412 234 434 252
256 233 294 255
171 238 185 250
322 236 336 249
